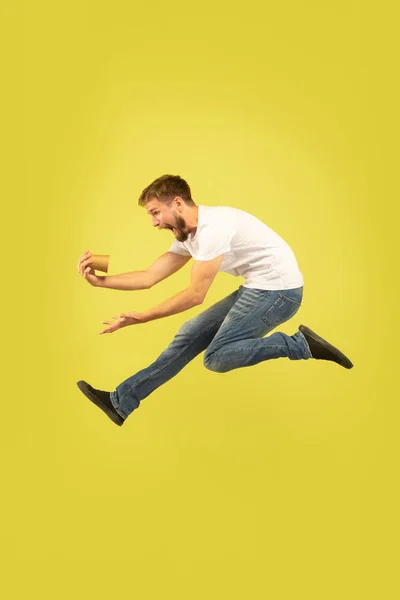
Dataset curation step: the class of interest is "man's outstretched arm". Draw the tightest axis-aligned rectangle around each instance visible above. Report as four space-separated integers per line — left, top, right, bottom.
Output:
95 251 192 290
99 255 224 334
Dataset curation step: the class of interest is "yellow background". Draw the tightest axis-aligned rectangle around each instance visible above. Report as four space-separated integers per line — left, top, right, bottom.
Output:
8 0 398 598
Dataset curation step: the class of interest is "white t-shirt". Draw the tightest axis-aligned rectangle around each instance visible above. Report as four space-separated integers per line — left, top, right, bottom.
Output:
168 205 304 290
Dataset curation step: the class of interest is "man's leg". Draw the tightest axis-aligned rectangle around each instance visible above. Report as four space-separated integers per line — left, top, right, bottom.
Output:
203 286 311 373
110 288 240 419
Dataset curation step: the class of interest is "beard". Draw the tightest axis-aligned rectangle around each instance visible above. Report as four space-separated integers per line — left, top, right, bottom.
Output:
163 214 189 242
173 214 189 242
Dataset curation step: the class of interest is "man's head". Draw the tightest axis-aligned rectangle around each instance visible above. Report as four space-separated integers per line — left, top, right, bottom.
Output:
138 174 197 242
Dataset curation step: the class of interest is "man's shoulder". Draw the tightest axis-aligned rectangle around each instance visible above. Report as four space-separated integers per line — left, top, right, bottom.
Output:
200 204 244 220
201 204 254 218
200 205 253 232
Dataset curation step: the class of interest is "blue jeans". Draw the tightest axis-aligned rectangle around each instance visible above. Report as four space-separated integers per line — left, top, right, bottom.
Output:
110 285 312 419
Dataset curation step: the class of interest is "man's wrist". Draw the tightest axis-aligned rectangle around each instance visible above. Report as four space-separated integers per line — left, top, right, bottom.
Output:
95 276 106 288
139 310 152 323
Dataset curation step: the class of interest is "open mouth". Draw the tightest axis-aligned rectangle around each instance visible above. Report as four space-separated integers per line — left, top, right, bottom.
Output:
160 226 177 234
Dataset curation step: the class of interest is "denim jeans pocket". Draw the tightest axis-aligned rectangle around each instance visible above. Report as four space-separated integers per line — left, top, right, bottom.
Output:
279 287 303 306
260 288 303 328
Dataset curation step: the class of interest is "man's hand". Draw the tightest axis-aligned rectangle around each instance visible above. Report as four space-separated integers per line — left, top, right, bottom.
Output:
99 311 146 334
77 250 102 287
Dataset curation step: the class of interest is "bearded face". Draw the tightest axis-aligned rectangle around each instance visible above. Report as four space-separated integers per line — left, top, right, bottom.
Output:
147 199 194 242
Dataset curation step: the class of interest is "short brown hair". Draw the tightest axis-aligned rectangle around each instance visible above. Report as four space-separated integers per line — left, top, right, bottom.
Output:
138 174 195 207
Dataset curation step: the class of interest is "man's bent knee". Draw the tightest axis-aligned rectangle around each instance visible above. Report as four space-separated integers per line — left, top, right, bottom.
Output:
203 352 230 373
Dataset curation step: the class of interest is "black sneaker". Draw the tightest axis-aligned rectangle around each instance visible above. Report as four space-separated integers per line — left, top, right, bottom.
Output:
299 325 354 369
76 380 125 426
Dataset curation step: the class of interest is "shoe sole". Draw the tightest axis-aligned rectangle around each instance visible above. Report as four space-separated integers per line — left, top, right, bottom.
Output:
76 380 125 426
299 325 354 369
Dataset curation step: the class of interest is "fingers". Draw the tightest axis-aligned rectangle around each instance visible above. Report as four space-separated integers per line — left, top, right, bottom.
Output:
99 324 116 334
99 315 125 334
102 316 122 326
77 250 91 267
99 325 118 334
83 264 94 279
82 259 93 275
77 250 92 275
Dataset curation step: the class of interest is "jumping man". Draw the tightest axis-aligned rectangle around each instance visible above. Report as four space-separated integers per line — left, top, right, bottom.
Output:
76 174 353 426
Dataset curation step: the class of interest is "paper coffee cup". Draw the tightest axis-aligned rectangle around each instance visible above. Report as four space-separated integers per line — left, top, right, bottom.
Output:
91 254 110 273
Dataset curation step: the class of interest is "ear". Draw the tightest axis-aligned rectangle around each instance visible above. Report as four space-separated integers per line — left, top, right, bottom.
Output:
173 196 184 211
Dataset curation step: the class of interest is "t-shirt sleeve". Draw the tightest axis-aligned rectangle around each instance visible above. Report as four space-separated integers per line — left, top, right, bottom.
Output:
196 226 234 261
168 240 191 256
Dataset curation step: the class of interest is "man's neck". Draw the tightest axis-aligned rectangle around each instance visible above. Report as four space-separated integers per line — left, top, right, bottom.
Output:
185 205 199 236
